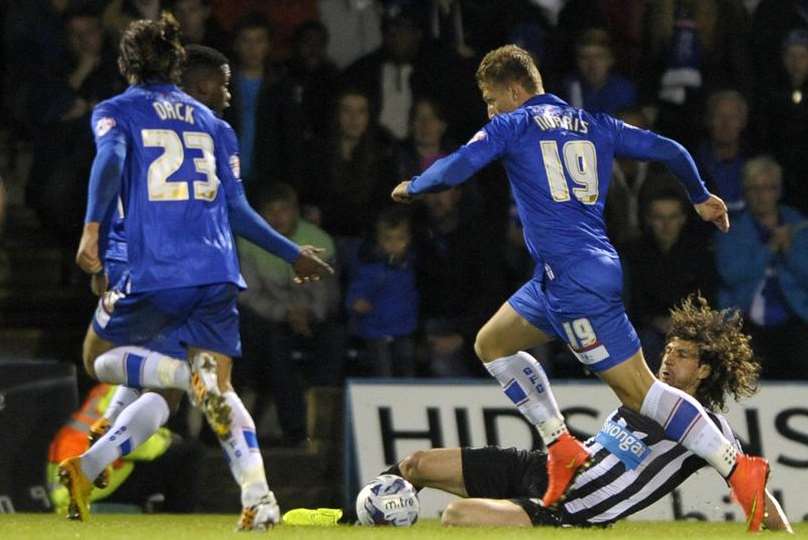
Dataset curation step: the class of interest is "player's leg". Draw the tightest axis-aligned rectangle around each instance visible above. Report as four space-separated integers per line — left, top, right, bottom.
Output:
396 449 467 497
183 284 278 530
58 390 172 521
87 291 193 392
475 283 590 508
597 348 768 530
442 499 532 527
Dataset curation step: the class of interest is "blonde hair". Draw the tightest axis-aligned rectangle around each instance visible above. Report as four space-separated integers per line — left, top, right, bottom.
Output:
742 155 782 189
476 44 543 94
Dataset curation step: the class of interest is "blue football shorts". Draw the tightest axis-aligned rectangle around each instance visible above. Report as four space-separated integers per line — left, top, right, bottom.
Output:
508 253 640 372
92 269 241 358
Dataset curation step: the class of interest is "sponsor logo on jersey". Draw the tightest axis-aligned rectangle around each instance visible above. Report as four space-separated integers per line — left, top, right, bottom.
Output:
595 419 651 470
95 117 116 137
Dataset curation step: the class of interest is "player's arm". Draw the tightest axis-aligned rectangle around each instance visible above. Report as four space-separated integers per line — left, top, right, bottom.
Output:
392 115 512 202
611 118 729 232
76 109 127 274
215 124 333 280
764 489 793 533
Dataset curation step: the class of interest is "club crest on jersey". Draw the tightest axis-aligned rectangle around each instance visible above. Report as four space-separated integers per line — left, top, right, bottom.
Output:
229 154 241 180
468 130 487 144
95 117 116 137
595 419 651 470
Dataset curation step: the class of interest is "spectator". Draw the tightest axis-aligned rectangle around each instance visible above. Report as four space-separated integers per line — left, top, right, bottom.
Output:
750 0 808 96
286 20 340 141
342 1 458 141
237 183 343 446
640 0 752 150
414 187 506 377
169 0 230 53
553 0 646 81
102 0 162 41
715 156 808 379
224 13 305 186
0 175 7 284
346 207 418 377
25 6 124 283
604 107 659 247
302 86 399 266
623 188 717 371
696 90 749 213
397 95 450 180
562 28 637 114
756 30 808 213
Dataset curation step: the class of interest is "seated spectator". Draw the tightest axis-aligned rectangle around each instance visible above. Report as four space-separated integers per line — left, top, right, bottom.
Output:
224 14 304 186
561 28 637 114
25 6 124 284
346 207 418 377
696 90 749 213
398 95 450 179
414 187 506 377
237 183 343 446
756 30 808 214
102 0 162 41
623 189 717 371
286 20 341 141
342 2 461 141
715 156 808 379
302 86 399 269
169 0 229 53
640 0 752 150
604 107 653 247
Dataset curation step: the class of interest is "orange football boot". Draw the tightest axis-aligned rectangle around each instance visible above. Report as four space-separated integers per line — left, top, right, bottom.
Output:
542 432 590 508
729 454 769 532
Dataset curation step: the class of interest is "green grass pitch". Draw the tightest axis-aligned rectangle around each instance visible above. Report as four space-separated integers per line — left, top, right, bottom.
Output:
1 514 805 540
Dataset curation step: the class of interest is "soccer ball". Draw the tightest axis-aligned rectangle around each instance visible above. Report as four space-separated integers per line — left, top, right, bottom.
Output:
355 474 420 526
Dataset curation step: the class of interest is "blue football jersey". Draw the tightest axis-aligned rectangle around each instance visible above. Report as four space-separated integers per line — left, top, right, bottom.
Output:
409 93 709 272
91 84 245 292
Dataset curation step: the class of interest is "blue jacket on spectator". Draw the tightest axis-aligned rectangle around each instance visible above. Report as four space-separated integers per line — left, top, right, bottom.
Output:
715 206 808 323
346 248 419 339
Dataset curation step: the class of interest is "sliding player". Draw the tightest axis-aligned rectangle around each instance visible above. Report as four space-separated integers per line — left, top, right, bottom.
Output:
391 45 768 530
287 298 793 532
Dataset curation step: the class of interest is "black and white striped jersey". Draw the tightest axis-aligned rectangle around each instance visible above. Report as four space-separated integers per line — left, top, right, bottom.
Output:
560 406 739 525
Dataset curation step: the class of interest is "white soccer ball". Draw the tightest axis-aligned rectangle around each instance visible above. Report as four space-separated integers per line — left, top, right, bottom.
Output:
355 474 420 526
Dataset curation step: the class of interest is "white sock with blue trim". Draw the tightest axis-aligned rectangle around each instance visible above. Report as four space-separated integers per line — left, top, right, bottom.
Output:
103 386 141 422
641 380 737 477
94 346 190 390
484 351 567 446
219 391 271 507
80 392 170 481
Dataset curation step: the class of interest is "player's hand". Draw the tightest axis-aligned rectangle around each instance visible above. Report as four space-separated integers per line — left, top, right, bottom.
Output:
391 181 414 203
292 245 333 283
694 194 730 233
76 223 103 274
90 272 108 296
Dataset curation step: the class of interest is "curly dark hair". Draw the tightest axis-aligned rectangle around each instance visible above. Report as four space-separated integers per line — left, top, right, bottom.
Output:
667 295 761 412
118 12 186 85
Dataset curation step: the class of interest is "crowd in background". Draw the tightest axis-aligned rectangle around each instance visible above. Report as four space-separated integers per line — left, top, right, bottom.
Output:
1 0 807 445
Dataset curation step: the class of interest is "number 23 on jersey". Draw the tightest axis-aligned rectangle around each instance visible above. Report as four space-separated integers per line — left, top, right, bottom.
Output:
142 129 219 202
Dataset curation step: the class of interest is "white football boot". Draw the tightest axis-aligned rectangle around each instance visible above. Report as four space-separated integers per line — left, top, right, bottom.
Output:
237 492 281 531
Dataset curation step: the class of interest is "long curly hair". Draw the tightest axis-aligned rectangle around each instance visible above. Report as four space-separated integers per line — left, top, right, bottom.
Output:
118 12 186 85
666 295 761 412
